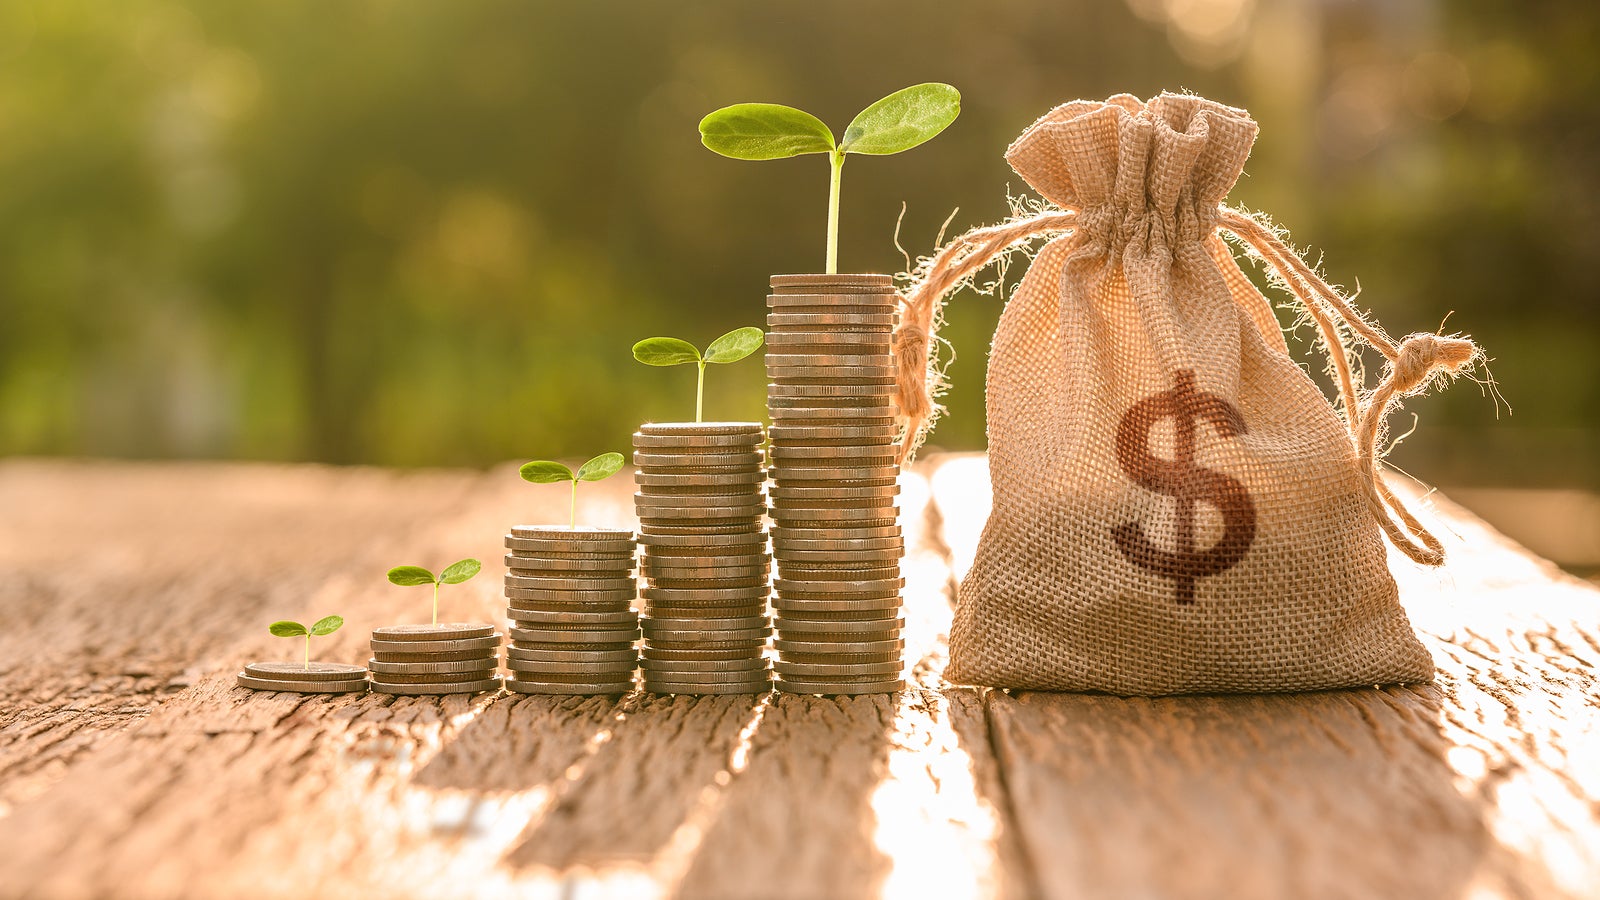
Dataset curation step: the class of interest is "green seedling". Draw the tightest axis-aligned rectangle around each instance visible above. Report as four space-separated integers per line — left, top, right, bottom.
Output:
387 558 482 625
632 327 764 422
520 452 625 529
268 615 344 671
699 82 960 274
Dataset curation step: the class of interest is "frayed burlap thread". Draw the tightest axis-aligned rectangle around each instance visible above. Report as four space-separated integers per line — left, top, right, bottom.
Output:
894 93 1480 694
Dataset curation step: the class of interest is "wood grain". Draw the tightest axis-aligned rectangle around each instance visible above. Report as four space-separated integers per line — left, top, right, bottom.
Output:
0 454 1594 899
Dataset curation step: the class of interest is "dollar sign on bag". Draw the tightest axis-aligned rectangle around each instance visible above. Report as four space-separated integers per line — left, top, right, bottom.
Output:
1112 369 1258 605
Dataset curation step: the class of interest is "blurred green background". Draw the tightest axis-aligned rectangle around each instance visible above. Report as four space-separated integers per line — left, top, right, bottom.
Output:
1 1 1596 566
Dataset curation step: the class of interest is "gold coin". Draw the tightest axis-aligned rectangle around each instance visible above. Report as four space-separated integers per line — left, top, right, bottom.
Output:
774 660 902 678
371 647 501 663
643 646 767 662
773 616 905 634
640 657 768 673
642 614 769 632
772 595 901 612
511 525 635 541
767 312 895 328
506 646 639 665
370 668 499 685
506 608 638 626
637 531 768 549
504 657 637 675
505 587 637 604
634 471 766 488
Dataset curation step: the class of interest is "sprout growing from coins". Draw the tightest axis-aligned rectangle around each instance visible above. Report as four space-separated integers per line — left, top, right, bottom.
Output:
699 83 960 274
268 615 344 671
386 559 482 625
632 327 764 422
520 452 625 529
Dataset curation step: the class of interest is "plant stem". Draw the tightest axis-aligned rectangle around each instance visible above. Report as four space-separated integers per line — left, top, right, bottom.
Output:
826 151 844 275
570 479 578 529
432 581 440 625
696 361 706 423
304 635 310 671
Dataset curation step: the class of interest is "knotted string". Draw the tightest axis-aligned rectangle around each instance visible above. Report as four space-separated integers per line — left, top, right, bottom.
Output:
891 205 1480 566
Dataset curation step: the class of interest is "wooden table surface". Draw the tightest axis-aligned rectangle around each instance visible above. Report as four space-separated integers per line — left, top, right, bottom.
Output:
1 455 1596 899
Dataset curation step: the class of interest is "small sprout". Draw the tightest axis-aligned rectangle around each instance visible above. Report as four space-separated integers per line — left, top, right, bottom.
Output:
700 83 960 274
269 615 344 671
387 559 481 625
633 327 764 422
519 452 624 529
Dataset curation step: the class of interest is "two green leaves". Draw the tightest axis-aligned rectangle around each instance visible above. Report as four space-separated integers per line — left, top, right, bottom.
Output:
385 558 483 587
632 327 764 423
268 616 343 638
699 83 961 162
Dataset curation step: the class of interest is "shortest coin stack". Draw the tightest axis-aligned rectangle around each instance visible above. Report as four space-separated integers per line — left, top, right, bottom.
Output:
368 623 503 695
237 661 368 694
503 525 640 695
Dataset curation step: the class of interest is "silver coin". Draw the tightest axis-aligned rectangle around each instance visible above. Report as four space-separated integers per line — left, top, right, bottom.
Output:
633 450 762 467
505 587 637 603
640 657 768 673
775 566 900 584
771 497 899 513
506 608 638 626
774 659 902 678
505 678 634 695
768 445 896 461
642 646 763 662
634 471 766 487
634 435 764 451
775 648 903 664
506 646 639 664
507 626 639 644
634 496 766 515
766 364 896 379
638 421 764 436
767 312 895 328
768 272 894 287
642 586 770 603
766 331 893 347
637 530 768 549
371 647 501 663
644 636 767 652
770 467 900 485
771 547 904 564
236 673 368 694
773 583 904 601
638 516 765 530
643 627 770 643
774 678 904 695
366 657 503 675
642 680 772 696
370 668 499 685
770 483 900 501
242 661 368 682
769 422 897 440
644 577 769 592
766 289 896 304
766 353 891 369
641 555 770 572
369 635 501 653
772 595 901 613
768 380 893 396
504 574 636 594
504 554 635 574
774 637 904 655
768 410 896 426
511 524 635 539
502 534 633 557
371 677 503 696
642 614 769 632
504 657 637 675
372 623 497 642
642 549 769 565
773 617 905 634
766 394 894 410
770 523 902 540
772 519 899 534
641 668 772 687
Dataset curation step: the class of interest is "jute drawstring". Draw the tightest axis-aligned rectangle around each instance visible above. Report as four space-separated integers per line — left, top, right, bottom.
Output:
892 206 1479 566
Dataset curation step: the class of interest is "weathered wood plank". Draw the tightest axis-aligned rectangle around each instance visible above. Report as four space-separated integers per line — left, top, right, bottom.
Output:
932 456 1600 899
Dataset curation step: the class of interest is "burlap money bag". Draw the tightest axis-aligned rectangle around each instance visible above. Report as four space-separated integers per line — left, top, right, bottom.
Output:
892 93 1481 694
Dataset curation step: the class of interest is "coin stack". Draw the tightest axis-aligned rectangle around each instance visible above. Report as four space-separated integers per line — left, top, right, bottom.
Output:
501 526 640 694
367 623 503 695
766 273 906 695
237 661 368 694
634 422 773 695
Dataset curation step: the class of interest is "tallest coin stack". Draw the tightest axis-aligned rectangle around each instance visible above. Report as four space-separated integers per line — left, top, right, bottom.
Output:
765 274 906 695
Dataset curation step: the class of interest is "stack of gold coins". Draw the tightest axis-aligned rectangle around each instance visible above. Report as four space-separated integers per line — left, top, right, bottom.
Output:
501 525 640 695
236 661 368 694
765 274 906 695
367 623 503 695
634 422 772 695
